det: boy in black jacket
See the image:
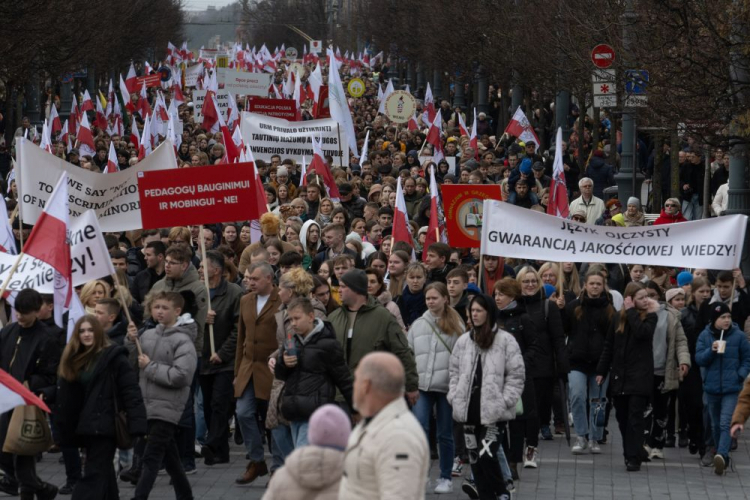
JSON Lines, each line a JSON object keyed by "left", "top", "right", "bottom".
{"left": 275, "top": 297, "right": 353, "bottom": 448}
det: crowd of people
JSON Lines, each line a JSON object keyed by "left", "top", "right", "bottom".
{"left": 0, "top": 52, "right": 746, "bottom": 500}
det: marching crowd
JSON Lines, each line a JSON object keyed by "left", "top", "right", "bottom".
{"left": 0, "top": 54, "right": 746, "bottom": 500}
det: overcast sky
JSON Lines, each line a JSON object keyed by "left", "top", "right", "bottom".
{"left": 183, "top": 0, "right": 237, "bottom": 10}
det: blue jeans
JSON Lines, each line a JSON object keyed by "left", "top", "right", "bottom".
{"left": 290, "top": 421, "right": 309, "bottom": 448}
{"left": 271, "top": 425, "right": 294, "bottom": 472}
{"left": 195, "top": 384, "right": 207, "bottom": 446}
{"left": 705, "top": 392, "right": 739, "bottom": 458}
{"left": 236, "top": 382, "right": 265, "bottom": 462}
{"left": 682, "top": 194, "right": 702, "bottom": 221}
{"left": 413, "top": 391, "right": 454, "bottom": 480}
{"left": 568, "top": 371, "right": 609, "bottom": 441}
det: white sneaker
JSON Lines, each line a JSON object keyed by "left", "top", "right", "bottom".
{"left": 589, "top": 440, "right": 601, "bottom": 454}
{"left": 434, "top": 478, "right": 453, "bottom": 494}
{"left": 523, "top": 446, "right": 538, "bottom": 468}
{"left": 649, "top": 447, "right": 664, "bottom": 459}
{"left": 572, "top": 436, "right": 588, "bottom": 455}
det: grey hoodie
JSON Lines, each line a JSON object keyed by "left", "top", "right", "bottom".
{"left": 137, "top": 314, "right": 198, "bottom": 424}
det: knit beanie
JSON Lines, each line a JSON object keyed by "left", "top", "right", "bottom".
{"left": 341, "top": 269, "right": 369, "bottom": 296}
{"left": 710, "top": 302, "right": 732, "bottom": 326}
{"left": 543, "top": 284, "right": 557, "bottom": 298}
{"left": 519, "top": 158, "right": 532, "bottom": 175}
{"left": 665, "top": 288, "right": 685, "bottom": 304}
{"left": 627, "top": 196, "right": 640, "bottom": 208}
{"left": 676, "top": 271, "right": 693, "bottom": 287}
{"left": 308, "top": 404, "right": 352, "bottom": 451}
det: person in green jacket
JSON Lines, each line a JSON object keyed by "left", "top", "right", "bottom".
{"left": 327, "top": 269, "right": 419, "bottom": 406}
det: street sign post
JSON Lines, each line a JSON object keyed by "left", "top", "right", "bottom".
{"left": 591, "top": 44, "right": 616, "bottom": 69}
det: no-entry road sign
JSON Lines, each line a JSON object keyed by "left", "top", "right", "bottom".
{"left": 591, "top": 44, "right": 616, "bottom": 69}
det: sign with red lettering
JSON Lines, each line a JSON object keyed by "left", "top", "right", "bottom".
{"left": 441, "top": 184, "right": 503, "bottom": 248}
{"left": 316, "top": 85, "right": 330, "bottom": 119}
{"left": 136, "top": 74, "right": 162, "bottom": 89}
{"left": 137, "top": 163, "right": 261, "bottom": 229}
{"left": 247, "top": 97, "right": 298, "bottom": 120}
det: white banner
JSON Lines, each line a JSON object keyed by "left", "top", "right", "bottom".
{"left": 240, "top": 112, "right": 345, "bottom": 166}
{"left": 18, "top": 139, "right": 176, "bottom": 232}
{"left": 0, "top": 211, "right": 114, "bottom": 292}
{"left": 184, "top": 63, "right": 204, "bottom": 88}
{"left": 480, "top": 200, "right": 748, "bottom": 270}
{"left": 217, "top": 69, "right": 271, "bottom": 96}
{"left": 192, "top": 89, "right": 230, "bottom": 122}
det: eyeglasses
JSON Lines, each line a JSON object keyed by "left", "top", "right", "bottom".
{"left": 164, "top": 259, "right": 183, "bottom": 267}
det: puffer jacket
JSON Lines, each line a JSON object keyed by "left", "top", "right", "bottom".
{"left": 696, "top": 323, "right": 750, "bottom": 395}
{"left": 407, "top": 311, "right": 463, "bottom": 393}
{"left": 262, "top": 446, "right": 345, "bottom": 500}
{"left": 130, "top": 315, "right": 198, "bottom": 425}
{"left": 149, "top": 265, "right": 208, "bottom": 353}
{"left": 54, "top": 345, "right": 147, "bottom": 446}
{"left": 497, "top": 303, "right": 537, "bottom": 420}
{"left": 276, "top": 320, "right": 353, "bottom": 422}
{"left": 448, "top": 326, "right": 525, "bottom": 425}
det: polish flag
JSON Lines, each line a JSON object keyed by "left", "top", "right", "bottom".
{"left": 69, "top": 95, "right": 79, "bottom": 134}
{"left": 457, "top": 111, "right": 469, "bottom": 137}
{"left": 245, "top": 147, "right": 269, "bottom": 218}
{"left": 292, "top": 72, "right": 303, "bottom": 120}
{"left": 77, "top": 112, "right": 96, "bottom": 158}
{"left": 138, "top": 114, "right": 152, "bottom": 160}
{"left": 105, "top": 140, "right": 119, "bottom": 174}
{"left": 136, "top": 82, "right": 151, "bottom": 118}
{"left": 129, "top": 116, "right": 140, "bottom": 149}
{"left": 231, "top": 126, "right": 244, "bottom": 152}
{"left": 172, "top": 76, "right": 185, "bottom": 108}
{"left": 504, "top": 106, "right": 540, "bottom": 152}
{"left": 378, "top": 79, "right": 394, "bottom": 115}
{"left": 105, "top": 80, "right": 115, "bottom": 118}
{"left": 407, "top": 112, "right": 419, "bottom": 131}
{"left": 422, "top": 165, "right": 443, "bottom": 261}
{"left": 80, "top": 90, "right": 94, "bottom": 113}
{"left": 308, "top": 136, "right": 341, "bottom": 201}
{"left": 424, "top": 83, "right": 437, "bottom": 123}
{"left": 125, "top": 62, "right": 138, "bottom": 93}
{"left": 61, "top": 120, "right": 69, "bottom": 146}
{"left": 23, "top": 172, "right": 72, "bottom": 327}
{"left": 0, "top": 369, "right": 51, "bottom": 414}
{"left": 299, "top": 156, "right": 307, "bottom": 187}
{"left": 392, "top": 177, "right": 413, "bottom": 246}
{"left": 39, "top": 120, "right": 53, "bottom": 154}
{"left": 93, "top": 96, "right": 108, "bottom": 131}
{"left": 49, "top": 104, "right": 62, "bottom": 137}
{"left": 469, "top": 108, "right": 479, "bottom": 160}
{"left": 216, "top": 108, "right": 239, "bottom": 164}
{"left": 166, "top": 108, "right": 181, "bottom": 160}
{"left": 226, "top": 92, "right": 240, "bottom": 132}
{"left": 120, "top": 74, "right": 135, "bottom": 113}
{"left": 201, "top": 91, "right": 221, "bottom": 133}
{"left": 547, "top": 127, "right": 570, "bottom": 218}
{"left": 425, "top": 110, "right": 445, "bottom": 163}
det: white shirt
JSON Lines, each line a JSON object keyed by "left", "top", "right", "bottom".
{"left": 569, "top": 195, "right": 605, "bottom": 224}
{"left": 256, "top": 294, "right": 270, "bottom": 315}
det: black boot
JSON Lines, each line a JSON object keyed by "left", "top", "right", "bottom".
{"left": 35, "top": 482, "right": 58, "bottom": 500}
{"left": 119, "top": 453, "right": 142, "bottom": 485}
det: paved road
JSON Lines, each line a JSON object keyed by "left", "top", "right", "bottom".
{"left": 30, "top": 423, "right": 750, "bottom": 499}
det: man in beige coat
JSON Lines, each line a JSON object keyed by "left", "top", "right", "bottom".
{"left": 339, "top": 352, "right": 429, "bottom": 499}
{"left": 234, "top": 262, "right": 282, "bottom": 485}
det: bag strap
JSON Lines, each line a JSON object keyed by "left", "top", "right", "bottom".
{"left": 425, "top": 320, "right": 453, "bottom": 354}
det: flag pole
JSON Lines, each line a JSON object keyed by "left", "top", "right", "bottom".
{"left": 0, "top": 253, "right": 25, "bottom": 299}
{"left": 477, "top": 253, "right": 484, "bottom": 292}
{"left": 558, "top": 262, "right": 565, "bottom": 297}
{"left": 199, "top": 225, "right": 216, "bottom": 355}
{"left": 112, "top": 273, "right": 142, "bottom": 356}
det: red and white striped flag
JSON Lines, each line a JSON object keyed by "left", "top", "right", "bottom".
{"left": 469, "top": 108, "right": 479, "bottom": 160}
{"left": 0, "top": 195, "right": 17, "bottom": 255}
{"left": 309, "top": 136, "right": 341, "bottom": 201}
{"left": 105, "top": 140, "right": 119, "bottom": 174}
{"left": 80, "top": 90, "right": 94, "bottom": 113}
{"left": 125, "top": 62, "right": 138, "bottom": 94}
{"left": 0, "top": 369, "right": 51, "bottom": 414}
{"left": 547, "top": 127, "right": 570, "bottom": 218}
{"left": 120, "top": 74, "right": 135, "bottom": 113}
{"left": 425, "top": 110, "right": 444, "bottom": 164}
{"left": 23, "top": 171, "right": 72, "bottom": 327}
{"left": 422, "top": 165, "right": 443, "bottom": 261}
{"left": 49, "top": 104, "right": 62, "bottom": 137}
{"left": 392, "top": 177, "right": 414, "bottom": 247}
{"left": 77, "top": 112, "right": 96, "bottom": 158}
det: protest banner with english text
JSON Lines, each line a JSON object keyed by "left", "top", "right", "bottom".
{"left": 240, "top": 112, "right": 345, "bottom": 166}
{"left": 18, "top": 139, "right": 176, "bottom": 232}
{"left": 480, "top": 200, "right": 748, "bottom": 269}
{"left": 137, "top": 162, "right": 262, "bottom": 229}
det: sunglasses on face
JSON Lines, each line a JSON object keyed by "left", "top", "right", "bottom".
{"left": 572, "top": 216, "right": 586, "bottom": 222}
{"left": 665, "top": 203, "right": 678, "bottom": 208}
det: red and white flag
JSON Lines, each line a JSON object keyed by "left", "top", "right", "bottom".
{"left": 424, "top": 83, "right": 437, "bottom": 123}
{"left": 245, "top": 147, "right": 269, "bottom": 219}
{"left": 172, "top": 75, "right": 185, "bottom": 108}
{"left": 547, "top": 127, "right": 570, "bottom": 218}
{"left": 378, "top": 79, "right": 394, "bottom": 115}
{"left": 201, "top": 91, "right": 221, "bottom": 133}
{"left": 49, "top": 104, "right": 62, "bottom": 137}
{"left": 0, "top": 195, "right": 17, "bottom": 255}
{"left": 308, "top": 136, "right": 341, "bottom": 201}
{"left": 138, "top": 114, "right": 152, "bottom": 160}
{"left": 457, "top": 111, "right": 469, "bottom": 137}
{"left": 392, "top": 177, "right": 413, "bottom": 246}
{"left": 125, "top": 62, "right": 138, "bottom": 94}
{"left": 23, "top": 172, "right": 72, "bottom": 327}
{"left": 93, "top": 95, "right": 108, "bottom": 131}
{"left": 422, "top": 165, "right": 443, "bottom": 261}
{"left": 69, "top": 95, "right": 79, "bottom": 134}
{"left": 120, "top": 74, "right": 135, "bottom": 113}
{"left": 226, "top": 92, "right": 240, "bottom": 132}
{"left": 105, "top": 140, "right": 119, "bottom": 174}
{"left": 504, "top": 106, "right": 540, "bottom": 152}
{"left": 469, "top": 108, "right": 479, "bottom": 160}
{"left": 80, "top": 90, "right": 94, "bottom": 113}
{"left": 129, "top": 116, "right": 140, "bottom": 149}
{"left": 407, "top": 113, "right": 419, "bottom": 131}
{"left": 77, "top": 112, "right": 96, "bottom": 157}
{"left": 299, "top": 155, "right": 307, "bottom": 187}
{"left": 0, "top": 369, "right": 51, "bottom": 414}
{"left": 39, "top": 120, "right": 53, "bottom": 154}
{"left": 425, "top": 110, "right": 445, "bottom": 163}
{"left": 136, "top": 82, "right": 151, "bottom": 118}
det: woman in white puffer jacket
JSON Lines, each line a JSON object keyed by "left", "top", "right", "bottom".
{"left": 407, "top": 282, "right": 465, "bottom": 494}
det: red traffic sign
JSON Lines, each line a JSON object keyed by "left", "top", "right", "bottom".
{"left": 591, "top": 44, "right": 615, "bottom": 69}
